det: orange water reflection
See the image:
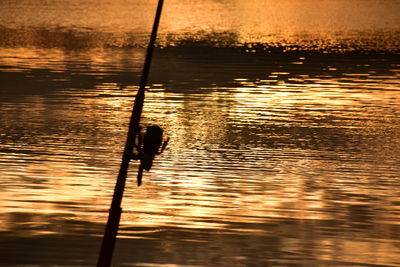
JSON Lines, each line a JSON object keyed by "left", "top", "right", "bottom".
{"left": 1, "top": 0, "right": 400, "bottom": 51}
{"left": 1, "top": 1, "right": 400, "bottom": 263}
{"left": 1, "top": 57, "right": 400, "bottom": 266}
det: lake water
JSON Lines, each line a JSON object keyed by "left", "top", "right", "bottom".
{"left": 1, "top": 0, "right": 400, "bottom": 266}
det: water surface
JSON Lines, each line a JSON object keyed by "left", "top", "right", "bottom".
{"left": 1, "top": 0, "right": 400, "bottom": 266}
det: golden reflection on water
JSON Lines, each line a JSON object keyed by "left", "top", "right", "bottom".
{"left": 4, "top": 67, "right": 399, "bottom": 235}
{"left": 0, "top": 47, "right": 146, "bottom": 74}
{"left": 1, "top": 0, "right": 400, "bottom": 51}
{"left": 1, "top": 59, "right": 400, "bottom": 265}
{"left": 1, "top": 0, "right": 400, "bottom": 264}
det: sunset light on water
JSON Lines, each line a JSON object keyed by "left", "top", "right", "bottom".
{"left": 1, "top": 0, "right": 400, "bottom": 266}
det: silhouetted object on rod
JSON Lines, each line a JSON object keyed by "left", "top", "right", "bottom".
{"left": 132, "top": 125, "right": 169, "bottom": 186}
{"left": 97, "top": 0, "right": 165, "bottom": 266}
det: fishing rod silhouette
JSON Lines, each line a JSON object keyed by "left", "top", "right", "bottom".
{"left": 97, "top": 0, "right": 165, "bottom": 266}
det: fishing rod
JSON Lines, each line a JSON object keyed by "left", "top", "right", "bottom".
{"left": 97, "top": 0, "right": 164, "bottom": 266}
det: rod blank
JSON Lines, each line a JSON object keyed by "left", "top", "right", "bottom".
{"left": 97, "top": 1, "right": 164, "bottom": 266}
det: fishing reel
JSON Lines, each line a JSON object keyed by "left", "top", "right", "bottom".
{"left": 132, "top": 125, "right": 169, "bottom": 186}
